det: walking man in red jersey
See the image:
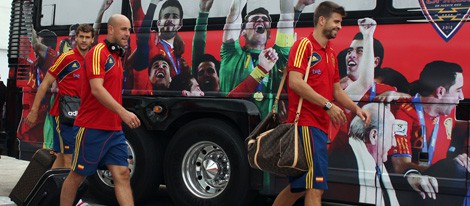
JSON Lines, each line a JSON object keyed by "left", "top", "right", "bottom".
{"left": 25, "top": 24, "right": 94, "bottom": 169}
{"left": 273, "top": 2, "right": 370, "bottom": 205}
{"left": 60, "top": 14, "right": 139, "bottom": 206}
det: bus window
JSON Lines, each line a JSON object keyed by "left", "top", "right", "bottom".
{"left": 392, "top": 0, "right": 420, "bottom": 9}
{"left": 40, "top": 0, "right": 122, "bottom": 26}
{"left": 247, "top": 0, "right": 376, "bottom": 15}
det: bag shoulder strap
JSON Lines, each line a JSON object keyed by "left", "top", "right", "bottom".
{"left": 273, "top": 38, "right": 314, "bottom": 124}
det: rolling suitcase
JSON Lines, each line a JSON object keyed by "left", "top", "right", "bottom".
{"left": 9, "top": 149, "right": 87, "bottom": 206}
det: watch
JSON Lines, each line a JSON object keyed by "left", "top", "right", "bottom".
{"left": 323, "top": 101, "right": 333, "bottom": 110}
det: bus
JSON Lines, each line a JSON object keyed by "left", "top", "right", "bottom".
{"left": 4, "top": 0, "right": 470, "bottom": 205}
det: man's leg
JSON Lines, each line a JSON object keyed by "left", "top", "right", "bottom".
{"left": 52, "top": 153, "right": 65, "bottom": 168}
{"left": 305, "top": 188, "right": 323, "bottom": 206}
{"left": 108, "top": 164, "right": 134, "bottom": 206}
{"left": 63, "top": 153, "right": 73, "bottom": 168}
{"left": 60, "top": 170, "right": 86, "bottom": 206}
{"left": 273, "top": 185, "right": 305, "bottom": 206}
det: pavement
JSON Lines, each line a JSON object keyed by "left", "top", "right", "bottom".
{"left": 0, "top": 155, "right": 29, "bottom": 206}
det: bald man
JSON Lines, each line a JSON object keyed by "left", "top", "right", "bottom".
{"left": 60, "top": 14, "right": 138, "bottom": 206}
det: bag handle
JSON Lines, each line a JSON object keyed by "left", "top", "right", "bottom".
{"left": 272, "top": 38, "right": 314, "bottom": 125}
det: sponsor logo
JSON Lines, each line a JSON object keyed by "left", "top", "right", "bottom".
{"left": 419, "top": 0, "right": 470, "bottom": 42}
{"left": 394, "top": 119, "right": 408, "bottom": 136}
{"left": 67, "top": 111, "right": 78, "bottom": 117}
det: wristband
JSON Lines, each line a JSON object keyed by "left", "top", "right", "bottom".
{"left": 403, "top": 169, "right": 421, "bottom": 178}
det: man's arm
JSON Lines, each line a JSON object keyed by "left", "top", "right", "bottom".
{"left": 344, "top": 18, "right": 376, "bottom": 101}
{"left": 30, "top": 27, "right": 48, "bottom": 60}
{"left": 290, "top": 71, "right": 350, "bottom": 125}
{"left": 24, "top": 73, "right": 55, "bottom": 126}
{"left": 333, "top": 83, "right": 370, "bottom": 126}
{"left": 89, "top": 78, "right": 140, "bottom": 128}
{"left": 277, "top": 0, "right": 295, "bottom": 36}
{"left": 93, "top": 0, "right": 113, "bottom": 46}
{"left": 192, "top": 0, "right": 213, "bottom": 72}
{"left": 223, "top": 0, "right": 246, "bottom": 43}
{"left": 227, "top": 48, "right": 278, "bottom": 97}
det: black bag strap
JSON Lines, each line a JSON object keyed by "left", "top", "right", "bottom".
{"left": 272, "top": 38, "right": 314, "bottom": 125}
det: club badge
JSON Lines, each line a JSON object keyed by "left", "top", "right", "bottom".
{"left": 419, "top": 0, "right": 470, "bottom": 42}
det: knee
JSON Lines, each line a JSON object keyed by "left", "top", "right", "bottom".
{"left": 111, "top": 167, "right": 131, "bottom": 182}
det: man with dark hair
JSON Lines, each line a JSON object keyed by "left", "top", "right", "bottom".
{"left": 273, "top": 2, "right": 370, "bottom": 205}
{"left": 130, "top": 0, "right": 189, "bottom": 94}
{"left": 60, "top": 14, "right": 138, "bottom": 206}
{"left": 169, "top": 74, "right": 204, "bottom": 97}
{"left": 192, "top": 0, "right": 220, "bottom": 93}
{"left": 220, "top": 0, "right": 314, "bottom": 118}
{"left": 148, "top": 54, "right": 172, "bottom": 91}
{"left": 195, "top": 54, "right": 220, "bottom": 92}
{"left": 25, "top": 24, "right": 94, "bottom": 169}
{"left": 389, "top": 60, "right": 466, "bottom": 203}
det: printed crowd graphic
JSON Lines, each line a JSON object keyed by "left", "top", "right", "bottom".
{"left": 15, "top": 0, "right": 470, "bottom": 205}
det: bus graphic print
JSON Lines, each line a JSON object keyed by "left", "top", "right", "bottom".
{"left": 419, "top": 0, "right": 470, "bottom": 42}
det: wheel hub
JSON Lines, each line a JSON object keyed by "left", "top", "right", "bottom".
{"left": 182, "top": 141, "right": 231, "bottom": 199}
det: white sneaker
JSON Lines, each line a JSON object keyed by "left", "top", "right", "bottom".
{"left": 76, "top": 199, "right": 91, "bottom": 206}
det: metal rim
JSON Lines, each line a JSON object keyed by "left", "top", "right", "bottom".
{"left": 96, "top": 140, "right": 136, "bottom": 187}
{"left": 182, "top": 141, "right": 231, "bottom": 199}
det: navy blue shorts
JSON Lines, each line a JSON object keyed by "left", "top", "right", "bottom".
{"left": 52, "top": 116, "right": 77, "bottom": 154}
{"left": 288, "top": 126, "right": 328, "bottom": 192}
{"left": 71, "top": 127, "right": 128, "bottom": 176}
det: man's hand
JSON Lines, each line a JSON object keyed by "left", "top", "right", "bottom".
{"left": 24, "top": 110, "right": 39, "bottom": 127}
{"left": 101, "top": 0, "right": 113, "bottom": 11}
{"left": 355, "top": 108, "right": 370, "bottom": 127}
{"left": 121, "top": 110, "right": 141, "bottom": 129}
{"left": 358, "top": 18, "right": 376, "bottom": 38}
{"left": 200, "top": 0, "right": 214, "bottom": 13}
{"left": 327, "top": 104, "right": 347, "bottom": 125}
{"left": 258, "top": 48, "right": 279, "bottom": 72}
{"left": 406, "top": 173, "right": 438, "bottom": 200}
{"left": 454, "top": 153, "right": 470, "bottom": 173}
{"left": 374, "top": 91, "right": 411, "bottom": 102}
{"left": 294, "top": 0, "right": 315, "bottom": 11}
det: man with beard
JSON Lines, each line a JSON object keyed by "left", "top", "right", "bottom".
{"left": 195, "top": 54, "right": 220, "bottom": 93}
{"left": 25, "top": 24, "right": 94, "bottom": 169}
{"left": 149, "top": 55, "right": 172, "bottom": 92}
{"left": 220, "top": 0, "right": 314, "bottom": 118}
{"left": 130, "top": 0, "right": 189, "bottom": 94}
{"left": 273, "top": 2, "right": 370, "bottom": 205}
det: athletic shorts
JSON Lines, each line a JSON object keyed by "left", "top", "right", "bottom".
{"left": 52, "top": 116, "right": 77, "bottom": 154}
{"left": 288, "top": 126, "right": 328, "bottom": 192}
{"left": 71, "top": 127, "right": 128, "bottom": 176}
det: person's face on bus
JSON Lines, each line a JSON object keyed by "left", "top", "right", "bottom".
{"left": 438, "top": 73, "right": 464, "bottom": 115}
{"left": 321, "top": 13, "right": 342, "bottom": 40}
{"left": 75, "top": 31, "right": 94, "bottom": 53}
{"left": 346, "top": 39, "right": 363, "bottom": 81}
{"left": 197, "top": 61, "right": 219, "bottom": 91}
{"left": 242, "top": 13, "right": 271, "bottom": 46}
{"left": 109, "top": 16, "right": 131, "bottom": 48}
{"left": 150, "top": 59, "right": 172, "bottom": 89}
{"left": 182, "top": 78, "right": 204, "bottom": 97}
{"left": 158, "top": 6, "right": 183, "bottom": 40}
{"left": 379, "top": 110, "right": 396, "bottom": 164}
{"left": 69, "top": 29, "right": 77, "bottom": 48}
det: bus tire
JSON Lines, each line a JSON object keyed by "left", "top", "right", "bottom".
{"left": 164, "top": 118, "right": 253, "bottom": 206}
{"left": 88, "top": 125, "right": 162, "bottom": 205}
